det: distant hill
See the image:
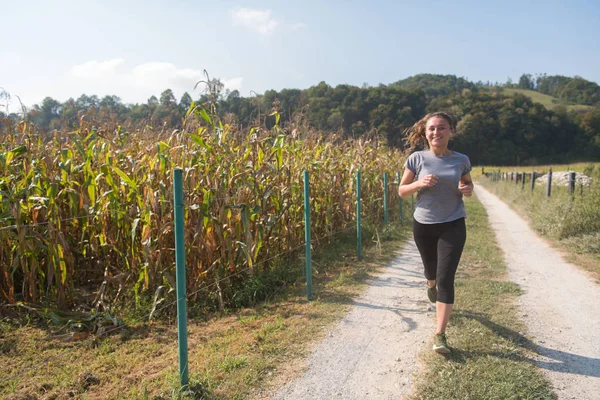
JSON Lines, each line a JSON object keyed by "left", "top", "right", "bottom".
{"left": 536, "top": 75, "right": 600, "bottom": 106}
{"left": 394, "top": 73, "right": 599, "bottom": 110}
{"left": 392, "top": 74, "right": 478, "bottom": 98}
{"left": 511, "top": 74, "right": 600, "bottom": 107}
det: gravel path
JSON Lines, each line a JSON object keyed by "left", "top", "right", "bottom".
{"left": 272, "top": 241, "right": 434, "bottom": 400}
{"left": 474, "top": 185, "right": 600, "bottom": 400}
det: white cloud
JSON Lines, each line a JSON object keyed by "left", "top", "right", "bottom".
{"left": 67, "top": 59, "right": 242, "bottom": 103}
{"left": 131, "top": 62, "right": 203, "bottom": 90}
{"left": 231, "top": 8, "right": 279, "bottom": 35}
{"left": 291, "top": 22, "right": 307, "bottom": 31}
{"left": 223, "top": 77, "right": 243, "bottom": 92}
{"left": 71, "top": 58, "right": 125, "bottom": 79}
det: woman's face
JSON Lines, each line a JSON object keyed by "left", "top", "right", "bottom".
{"left": 425, "top": 116, "right": 453, "bottom": 149}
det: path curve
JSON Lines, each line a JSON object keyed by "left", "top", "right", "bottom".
{"left": 475, "top": 185, "right": 600, "bottom": 399}
{"left": 271, "top": 241, "right": 433, "bottom": 400}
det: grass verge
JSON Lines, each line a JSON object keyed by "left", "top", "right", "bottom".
{"left": 1, "top": 223, "right": 409, "bottom": 400}
{"left": 409, "top": 193, "right": 555, "bottom": 400}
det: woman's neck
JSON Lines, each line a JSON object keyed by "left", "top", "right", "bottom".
{"left": 429, "top": 146, "right": 451, "bottom": 157}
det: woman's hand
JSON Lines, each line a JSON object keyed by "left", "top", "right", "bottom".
{"left": 459, "top": 182, "right": 473, "bottom": 197}
{"left": 419, "top": 174, "right": 438, "bottom": 189}
{"left": 459, "top": 173, "right": 473, "bottom": 197}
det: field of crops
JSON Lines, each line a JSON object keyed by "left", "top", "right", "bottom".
{"left": 0, "top": 109, "right": 406, "bottom": 313}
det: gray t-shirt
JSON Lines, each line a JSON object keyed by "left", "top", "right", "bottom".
{"left": 405, "top": 150, "right": 472, "bottom": 224}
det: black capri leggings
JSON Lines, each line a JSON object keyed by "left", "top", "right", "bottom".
{"left": 413, "top": 218, "right": 466, "bottom": 304}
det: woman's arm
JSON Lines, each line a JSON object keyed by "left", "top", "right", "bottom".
{"left": 459, "top": 173, "right": 473, "bottom": 197}
{"left": 398, "top": 168, "right": 438, "bottom": 199}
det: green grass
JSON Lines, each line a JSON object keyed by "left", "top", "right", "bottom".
{"left": 409, "top": 193, "right": 555, "bottom": 400}
{"left": 501, "top": 88, "right": 592, "bottom": 112}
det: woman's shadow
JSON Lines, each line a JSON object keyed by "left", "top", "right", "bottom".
{"left": 450, "top": 310, "right": 600, "bottom": 378}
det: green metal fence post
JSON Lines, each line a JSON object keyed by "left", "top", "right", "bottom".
{"left": 383, "top": 172, "right": 389, "bottom": 230}
{"left": 173, "top": 168, "right": 189, "bottom": 387}
{"left": 397, "top": 172, "right": 403, "bottom": 224}
{"left": 356, "top": 170, "right": 362, "bottom": 261}
{"left": 303, "top": 171, "right": 312, "bottom": 300}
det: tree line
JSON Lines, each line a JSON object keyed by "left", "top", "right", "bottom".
{"left": 1, "top": 74, "right": 599, "bottom": 165}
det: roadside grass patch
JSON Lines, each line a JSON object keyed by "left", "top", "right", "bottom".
{"left": 218, "top": 356, "right": 249, "bottom": 373}
{"left": 410, "top": 193, "right": 555, "bottom": 400}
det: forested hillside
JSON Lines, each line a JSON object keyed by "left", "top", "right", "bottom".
{"left": 515, "top": 73, "right": 600, "bottom": 105}
{"left": 392, "top": 73, "right": 479, "bottom": 98}
{"left": 2, "top": 73, "right": 600, "bottom": 165}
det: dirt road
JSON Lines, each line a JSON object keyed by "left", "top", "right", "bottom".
{"left": 474, "top": 185, "right": 600, "bottom": 400}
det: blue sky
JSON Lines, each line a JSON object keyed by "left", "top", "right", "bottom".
{"left": 2, "top": 0, "right": 599, "bottom": 109}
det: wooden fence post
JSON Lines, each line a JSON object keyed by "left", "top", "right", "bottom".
{"left": 546, "top": 169, "right": 552, "bottom": 197}
{"left": 569, "top": 172, "right": 576, "bottom": 198}
{"left": 568, "top": 172, "right": 576, "bottom": 211}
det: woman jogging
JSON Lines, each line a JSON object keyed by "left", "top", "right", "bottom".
{"left": 398, "top": 111, "right": 473, "bottom": 354}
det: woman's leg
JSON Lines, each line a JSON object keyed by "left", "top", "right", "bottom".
{"left": 435, "top": 218, "right": 466, "bottom": 334}
{"left": 413, "top": 220, "right": 439, "bottom": 283}
{"left": 436, "top": 303, "right": 453, "bottom": 334}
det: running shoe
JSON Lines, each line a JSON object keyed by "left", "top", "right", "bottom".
{"left": 433, "top": 333, "right": 451, "bottom": 354}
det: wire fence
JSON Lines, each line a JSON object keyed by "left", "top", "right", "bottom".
{"left": 0, "top": 208, "right": 130, "bottom": 232}
{"left": 1, "top": 169, "right": 412, "bottom": 314}
{"left": 483, "top": 168, "right": 596, "bottom": 209}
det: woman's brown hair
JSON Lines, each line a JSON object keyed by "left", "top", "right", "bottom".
{"left": 403, "top": 111, "right": 455, "bottom": 152}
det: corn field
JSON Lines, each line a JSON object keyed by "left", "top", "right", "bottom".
{"left": 0, "top": 106, "right": 406, "bottom": 311}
